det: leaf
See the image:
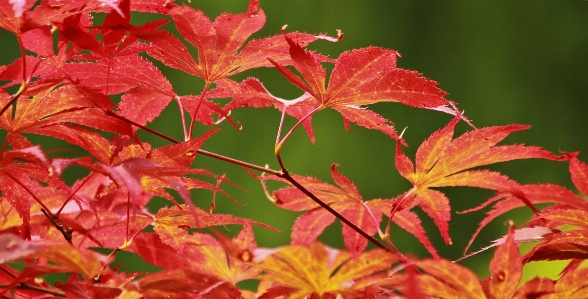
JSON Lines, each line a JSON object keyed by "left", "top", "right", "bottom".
{"left": 394, "top": 116, "right": 563, "bottom": 246}
{"left": 0, "top": 84, "right": 132, "bottom": 149}
{"left": 123, "top": 269, "right": 243, "bottom": 299}
{"left": 569, "top": 153, "right": 588, "bottom": 197}
{"left": 457, "top": 227, "right": 557, "bottom": 263}
{"left": 0, "top": 0, "right": 37, "bottom": 34}
{"left": 181, "top": 227, "right": 261, "bottom": 284}
{"left": 486, "top": 226, "right": 522, "bottom": 299}
{"left": 132, "top": 225, "right": 260, "bottom": 288}
{"left": 523, "top": 229, "right": 588, "bottom": 262}
{"left": 269, "top": 164, "right": 391, "bottom": 257}
{"left": 257, "top": 242, "right": 399, "bottom": 298}
{"left": 463, "top": 184, "right": 588, "bottom": 254}
{"left": 0, "top": 146, "right": 61, "bottom": 231}
{"left": 148, "top": 128, "right": 221, "bottom": 168}
{"left": 146, "top": 1, "right": 334, "bottom": 83}
{"left": 269, "top": 34, "right": 455, "bottom": 140}
{"left": 416, "top": 258, "right": 485, "bottom": 299}
{"left": 0, "top": 234, "right": 41, "bottom": 263}
{"left": 512, "top": 277, "right": 555, "bottom": 299}
{"left": 128, "top": 232, "right": 187, "bottom": 271}
{"left": 548, "top": 261, "right": 588, "bottom": 298}
{"left": 34, "top": 244, "right": 110, "bottom": 280}
{"left": 538, "top": 207, "right": 588, "bottom": 230}
{"left": 153, "top": 204, "right": 276, "bottom": 251}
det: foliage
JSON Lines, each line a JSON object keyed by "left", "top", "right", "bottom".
{"left": 0, "top": 0, "right": 586, "bottom": 298}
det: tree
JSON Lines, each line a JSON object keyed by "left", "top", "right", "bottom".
{"left": 0, "top": 0, "right": 586, "bottom": 298}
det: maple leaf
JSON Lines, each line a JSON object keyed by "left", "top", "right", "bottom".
{"left": 416, "top": 258, "right": 485, "bottom": 299}
{"left": 521, "top": 204, "right": 588, "bottom": 262}
{"left": 393, "top": 116, "right": 563, "bottom": 248}
{"left": 123, "top": 269, "right": 243, "bottom": 299}
{"left": 268, "top": 31, "right": 458, "bottom": 141}
{"left": 512, "top": 277, "right": 555, "bottom": 299}
{"left": 463, "top": 153, "right": 588, "bottom": 254}
{"left": 416, "top": 229, "right": 524, "bottom": 299}
{"left": 482, "top": 226, "right": 523, "bottom": 299}
{"left": 0, "top": 234, "right": 110, "bottom": 286}
{"left": 266, "top": 164, "right": 396, "bottom": 257}
{"left": 137, "top": 0, "right": 337, "bottom": 136}
{"left": 0, "top": 84, "right": 132, "bottom": 149}
{"left": 257, "top": 241, "right": 400, "bottom": 298}
{"left": 0, "top": 146, "right": 69, "bottom": 234}
{"left": 180, "top": 226, "right": 260, "bottom": 284}
{"left": 153, "top": 205, "right": 275, "bottom": 251}
{"left": 415, "top": 228, "right": 523, "bottom": 299}
{"left": 34, "top": 243, "right": 110, "bottom": 281}
{"left": 541, "top": 261, "right": 588, "bottom": 298}
{"left": 145, "top": 0, "right": 335, "bottom": 84}
{"left": 43, "top": 6, "right": 208, "bottom": 130}
{"left": 60, "top": 131, "right": 227, "bottom": 205}
{"left": 0, "top": 234, "right": 41, "bottom": 262}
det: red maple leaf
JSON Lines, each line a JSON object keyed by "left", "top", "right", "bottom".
{"left": 416, "top": 226, "right": 523, "bottom": 299}
{"left": 0, "top": 146, "right": 70, "bottom": 236}
{"left": 0, "top": 84, "right": 132, "bottom": 150}
{"left": 463, "top": 153, "right": 588, "bottom": 254}
{"left": 393, "top": 116, "right": 563, "bottom": 250}
{"left": 521, "top": 173, "right": 588, "bottom": 262}
{"left": 268, "top": 30, "right": 455, "bottom": 141}
{"left": 265, "top": 164, "right": 403, "bottom": 258}
{"left": 145, "top": 1, "right": 335, "bottom": 84}
{"left": 131, "top": 224, "right": 261, "bottom": 287}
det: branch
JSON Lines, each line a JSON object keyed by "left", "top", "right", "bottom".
{"left": 280, "top": 172, "right": 393, "bottom": 252}
{"left": 106, "top": 110, "right": 283, "bottom": 176}
{"left": 0, "top": 283, "right": 65, "bottom": 298}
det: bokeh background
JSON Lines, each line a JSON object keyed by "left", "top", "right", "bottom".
{"left": 1, "top": 0, "right": 587, "bottom": 285}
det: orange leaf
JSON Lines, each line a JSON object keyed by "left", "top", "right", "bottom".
{"left": 523, "top": 229, "right": 588, "bottom": 262}
{"left": 550, "top": 261, "right": 588, "bottom": 298}
{"left": 153, "top": 204, "right": 275, "bottom": 250}
{"left": 35, "top": 244, "right": 109, "bottom": 280}
{"left": 487, "top": 227, "right": 522, "bottom": 299}
{"left": 182, "top": 228, "right": 261, "bottom": 284}
{"left": 1, "top": 85, "right": 131, "bottom": 149}
{"left": 124, "top": 269, "right": 242, "bottom": 299}
{"left": 257, "top": 242, "right": 399, "bottom": 298}
{"left": 416, "top": 258, "right": 485, "bottom": 299}
{"left": 512, "top": 277, "right": 555, "bottom": 299}
{"left": 463, "top": 183, "right": 588, "bottom": 254}
{"left": 395, "top": 116, "right": 562, "bottom": 245}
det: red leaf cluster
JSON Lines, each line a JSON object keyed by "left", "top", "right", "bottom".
{"left": 0, "top": 0, "right": 586, "bottom": 298}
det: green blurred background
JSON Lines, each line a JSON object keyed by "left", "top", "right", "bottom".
{"left": 1, "top": 0, "right": 587, "bottom": 284}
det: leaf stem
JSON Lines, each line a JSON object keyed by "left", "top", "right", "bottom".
{"left": 275, "top": 106, "right": 322, "bottom": 153}
{"left": 174, "top": 96, "right": 190, "bottom": 142}
{"left": 274, "top": 106, "right": 322, "bottom": 170}
{"left": 188, "top": 81, "right": 212, "bottom": 140}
